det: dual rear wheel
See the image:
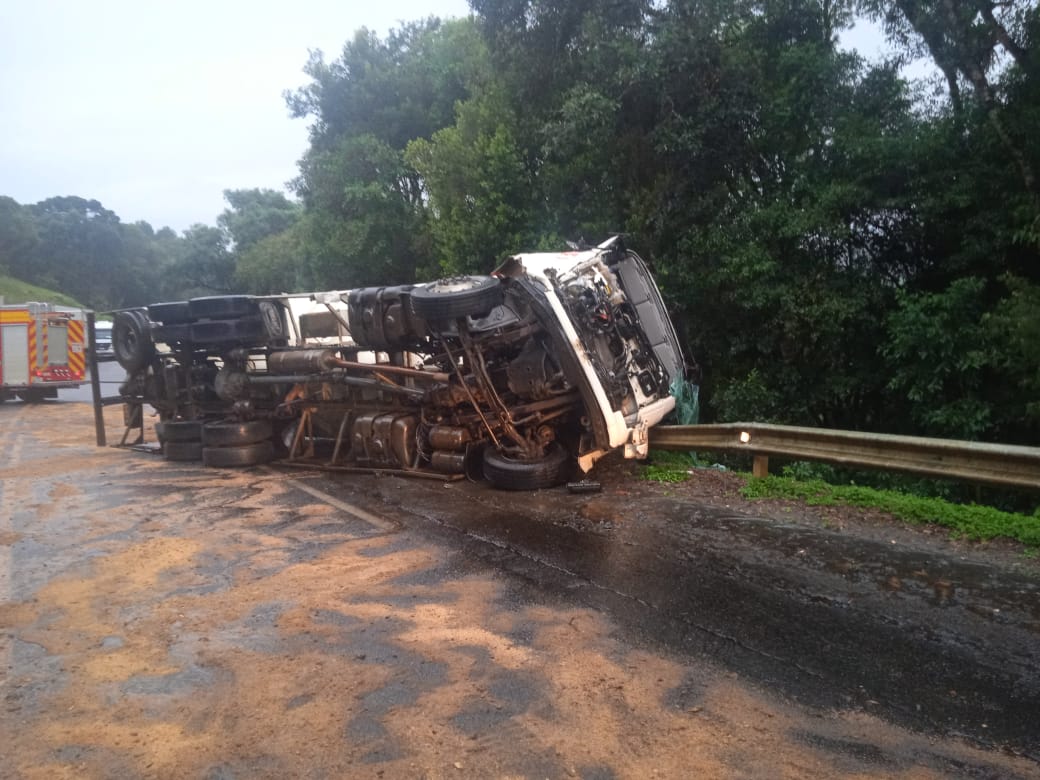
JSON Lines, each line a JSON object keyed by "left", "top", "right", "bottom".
{"left": 159, "top": 419, "right": 273, "bottom": 467}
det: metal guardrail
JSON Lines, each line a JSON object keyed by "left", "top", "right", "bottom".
{"left": 649, "top": 423, "right": 1040, "bottom": 489}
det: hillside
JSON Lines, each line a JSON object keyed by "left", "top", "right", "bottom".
{"left": 0, "top": 274, "right": 84, "bottom": 308}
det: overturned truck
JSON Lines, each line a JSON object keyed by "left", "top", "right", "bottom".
{"left": 111, "top": 237, "right": 687, "bottom": 490}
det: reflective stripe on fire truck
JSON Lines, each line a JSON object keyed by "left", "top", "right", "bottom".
{"left": 28, "top": 319, "right": 37, "bottom": 374}
{"left": 67, "top": 319, "right": 85, "bottom": 376}
{"left": 40, "top": 318, "right": 49, "bottom": 370}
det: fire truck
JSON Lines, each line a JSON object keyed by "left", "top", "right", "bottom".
{"left": 0, "top": 302, "right": 88, "bottom": 402}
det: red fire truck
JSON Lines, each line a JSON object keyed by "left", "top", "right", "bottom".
{"left": 0, "top": 302, "right": 88, "bottom": 402}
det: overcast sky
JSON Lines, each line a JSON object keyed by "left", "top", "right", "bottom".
{"left": 0, "top": 0, "right": 471, "bottom": 232}
{"left": 1, "top": 2, "right": 896, "bottom": 234}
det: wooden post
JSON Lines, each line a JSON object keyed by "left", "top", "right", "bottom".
{"left": 752, "top": 454, "right": 769, "bottom": 478}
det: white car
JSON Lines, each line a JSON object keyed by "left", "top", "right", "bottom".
{"left": 93, "top": 322, "right": 114, "bottom": 357}
{"left": 112, "top": 237, "right": 687, "bottom": 489}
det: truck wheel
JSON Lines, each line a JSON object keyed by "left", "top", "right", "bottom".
{"left": 202, "top": 420, "right": 273, "bottom": 447}
{"left": 188, "top": 295, "right": 259, "bottom": 320}
{"left": 482, "top": 442, "right": 571, "bottom": 491}
{"left": 147, "top": 301, "right": 193, "bottom": 324}
{"left": 411, "top": 276, "right": 503, "bottom": 321}
{"left": 163, "top": 441, "right": 204, "bottom": 461}
{"left": 202, "top": 440, "right": 275, "bottom": 468}
{"left": 16, "top": 389, "right": 48, "bottom": 403}
{"left": 112, "top": 310, "right": 155, "bottom": 371}
{"left": 159, "top": 420, "right": 204, "bottom": 442}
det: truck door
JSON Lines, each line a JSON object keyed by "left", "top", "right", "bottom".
{"left": 1, "top": 324, "right": 30, "bottom": 385}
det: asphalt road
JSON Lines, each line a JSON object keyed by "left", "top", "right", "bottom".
{"left": 1, "top": 401, "right": 1038, "bottom": 778}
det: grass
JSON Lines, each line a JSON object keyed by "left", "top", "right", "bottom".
{"left": 639, "top": 449, "right": 1040, "bottom": 547}
{"left": 0, "top": 274, "right": 83, "bottom": 308}
{"left": 641, "top": 451, "right": 699, "bottom": 483}
{"left": 742, "top": 475, "right": 1040, "bottom": 547}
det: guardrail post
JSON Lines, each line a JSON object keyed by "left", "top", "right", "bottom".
{"left": 753, "top": 454, "right": 769, "bottom": 478}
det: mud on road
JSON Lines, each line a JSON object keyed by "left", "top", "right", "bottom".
{"left": 1, "top": 401, "right": 1038, "bottom": 779}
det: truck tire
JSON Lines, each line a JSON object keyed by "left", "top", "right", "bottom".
{"left": 202, "top": 420, "right": 273, "bottom": 447}
{"left": 16, "top": 389, "right": 49, "bottom": 403}
{"left": 163, "top": 440, "right": 204, "bottom": 461}
{"left": 202, "top": 440, "right": 275, "bottom": 468}
{"left": 112, "top": 310, "right": 155, "bottom": 371}
{"left": 158, "top": 420, "right": 204, "bottom": 442}
{"left": 482, "top": 442, "right": 571, "bottom": 491}
{"left": 147, "top": 301, "right": 193, "bottom": 324}
{"left": 411, "top": 276, "right": 503, "bottom": 321}
{"left": 188, "top": 295, "right": 259, "bottom": 320}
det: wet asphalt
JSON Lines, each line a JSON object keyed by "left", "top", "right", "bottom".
{"left": 320, "top": 470, "right": 1040, "bottom": 760}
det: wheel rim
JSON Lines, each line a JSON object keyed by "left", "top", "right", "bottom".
{"left": 428, "top": 277, "right": 483, "bottom": 294}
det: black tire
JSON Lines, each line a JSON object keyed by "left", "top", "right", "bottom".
{"left": 188, "top": 295, "right": 259, "bottom": 320}
{"left": 147, "top": 301, "right": 193, "bottom": 324}
{"left": 16, "top": 389, "right": 48, "bottom": 403}
{"left": 164, "top": 440, "right": 204, "bottom": 461}
{"left": 411, "top": 276, "right": 503, "bottom": 320}
{"left": 159, "top": 420, "right": 204, "bottom": 442}
{"left": 482, "top": 442, "right": 571, "bottom": 491}
{"left": 258, "top": 301, "right": 287, "bottom": 340}
{"left": 202, "top": 440, "right": 275, "bottom": 468}
{"left": 202, "top": 420, "right": 273, "bottom": 447}
{"left": 112, "top": 310, "right": 155, "bottom": 371}
{"left": 190, "top": 316, "right": 267, "bottom": 345}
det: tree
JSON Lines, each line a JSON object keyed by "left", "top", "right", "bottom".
{"left": 296, "top": 134, "right": 429, "bottom": 287}
{"left": 218, "top": 188, "right": 302, "bottom": 254}
{"left": 858, "top": 0, "right": 1039, "bottom": 200}
{"left": 287, "top": 18, "right": 485, "bottom": 284}
{"left": 234, "top": 220, "right": 310, "bottom": 294}
{"left": 0, "top": 196, "right": 40, "bottom": 278}
{"left": 170, "top": 225, "right": 235, "bottom": 295}
{"left": 882, "top": 277, "right": 996, "bottom": 439}
{"left": 26, "top": 196, "right": 126, "bottom": 308}
{"left": 407, "top": 93, "right": 535, "bottom": 274}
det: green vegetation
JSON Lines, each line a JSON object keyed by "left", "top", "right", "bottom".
{"left": 0, "top": 273, "right": 82, "bottom": 307}
{"left": 640, "top": 450, "right": 1040, "bottom": 546}
{"left": 641, "top": 451, "right": 699, "bottom": 483}
{"left": 742, "top": 476, "right": 1040, "bottom": 547}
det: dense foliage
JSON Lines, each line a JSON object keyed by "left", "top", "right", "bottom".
{"left": 2, "top": 0, "right": 1038, "bottom": 451}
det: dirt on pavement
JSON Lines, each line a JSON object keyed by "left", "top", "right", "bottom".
{"left": 1, "top": 401, "right": 1037, "bottom": 779}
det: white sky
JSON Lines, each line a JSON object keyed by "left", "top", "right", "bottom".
{"left": 1, "top": 3, "right": 908, "bottom": 234}
{"left": 0, "top": 0, "right": 471, "bottom": 232}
